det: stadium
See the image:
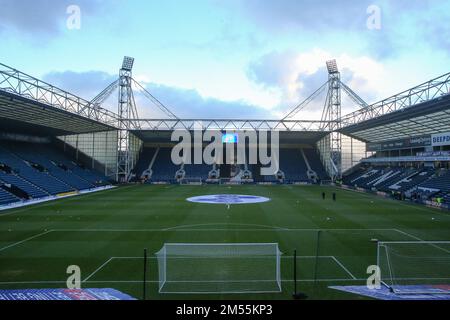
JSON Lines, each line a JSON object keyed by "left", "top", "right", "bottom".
{"left": 1, "top": 1, "right": 450, "bottom": 304}
{"left": 0, "top": 56, "right": 449, "bottom": 301}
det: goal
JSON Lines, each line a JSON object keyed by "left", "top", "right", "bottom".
{"left": 377, "top": 241, "right": 450, "bottom": 294}
{"left": 156, "top": 243, "right": 282, "bottom": 294}
{"left": 219, "top": 178, "right": 240, "bottom": 185}
{"left": 179, "top": 177, "right": 203, "bottom": 185}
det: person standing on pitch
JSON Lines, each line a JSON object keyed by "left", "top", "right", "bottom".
{"left": 322, "top": 192, "right": 326, "bottom": 200}
{"left": 333, "top": 192, "right": 336, "bottom": 202}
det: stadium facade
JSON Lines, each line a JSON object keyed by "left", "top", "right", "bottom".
{"left": 0, "top": 58, "right": 449, "bottom": 209}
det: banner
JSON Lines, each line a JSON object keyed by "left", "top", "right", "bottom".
{"left": 431, "top": 132, "right": 450, "bottom": 147}
{"left": 0, "top": 288, "right": 136, "bottom": 300}
{"left": 367, "top": 135, "right": 431, "bottom": 151}
{"left": 417, "top": 151, "right": 450, "bottom": 157}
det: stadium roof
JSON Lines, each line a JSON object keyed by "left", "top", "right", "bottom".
{"left": 0, "top": 90, "right": 116, "bottom": 136}
{"left": 339, "top": 93, "right": 450, "bottom": 143}
{"left": 0, "top": 62, "right": 118, "bottom": 136}
{"left": 131, "top": 130, "right": 329, "bottom": 144}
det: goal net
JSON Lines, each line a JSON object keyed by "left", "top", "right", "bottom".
{"left": 219, "top": 178, "right": 240, "bottom": 185}
{"left": 377, "top": 241, "right": 450, "bottom": 295}
{"left": 179, "top": 177, "right": 203, "bottom": 185}
{"left": 156, "top": 243, "right": 282, "bottom": 294}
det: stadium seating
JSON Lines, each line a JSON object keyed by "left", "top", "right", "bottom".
{"left": 0, "top": 186, "right": 21, "bottom": 205}
{"left": 132, "top": 146, "right": 327, "bottom": 184}
{"left": 0, "top": 171, "right": 49, "bottom": 198}
{"left": 279, "top": 148, "right": 308, "bottom": 182}
{"left": 0, "top": 140, "right": 111, "bottom": 206}
{"left": 343, "top": 165, "right": 450, "bottom": 204}
{"left": 303, "top": 148, "right": 329, "bottom": 179}
{"left": 388, "top": 168, "right": 435, "bottom": 192}
{"left": 179, "top": 148, "right": 211, "bottom": 181}
{"left": 418, "top": 170, "right": 450, "bottom": 192}
{"left": 7, "top": 143, "right": 94, "bottom": 190}
{"left": 35, "top": 145, "right": 110, "bottom": 186}
{"left": 374, "top": 167, "right": 416, "bottom": 192}
{"left": 151, "top": 148, "right": 180, "bottom": 182}
{"left": 261, "top": 174, "right": 279, "bottom": 183}
{"left": 344, "top": 167, "right": 385, "bottom": 188}
{"left": 439, "top": 192, "right": 450, "bottom": 203}
{"left": 134, "top": 148, "right": 157, "bottom": 179}
{"left": 183, "top": 162, "right": 212, "bottom": 181}
{"left": 0, "top": 144, "right": 71, "bottom": 195}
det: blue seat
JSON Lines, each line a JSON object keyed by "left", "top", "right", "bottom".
{"left": 0, "top": 187, "right": 21, "bottom": 205}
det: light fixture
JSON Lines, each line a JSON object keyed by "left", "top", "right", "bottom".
{"left": 326, "top": 59, "right": 338, "bottom": 74}
{"left": 121, "top": 56, "right": 135, "bottom": 71}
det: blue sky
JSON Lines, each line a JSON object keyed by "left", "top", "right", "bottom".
{"left": 1, "top": 0, "right": 449, "bottom": 119}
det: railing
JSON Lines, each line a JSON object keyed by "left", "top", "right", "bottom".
{"left": 341, "top": 72, "right": 450, "bottom": 127}
{"left": 0, "top": 63, "right": 119, "bottom": 127}
{"left": 125, "top": 119, "right": 336, "bottom": 131}
{"left": 362, "top": 155, "right": 450, "bottom": 163}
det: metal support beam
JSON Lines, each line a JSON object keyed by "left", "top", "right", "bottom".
{"left": 116, "top": 57, "right": 138, "bottom": 182}
{"left": 341, "top": 71, "right": 450, "bottom": 127}
{"left": 324, "top": 60, "right": 342, "bottom": 180}
{"left": 0, "top": 62, "right": 118, "bottom": 126}
{"left": 124, "top": 119, "right": 333, "bottom": 131}
{"left": 282, "top": 81, "right": 329, "bottom": 120}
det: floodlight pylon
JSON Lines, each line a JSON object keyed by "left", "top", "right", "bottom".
{"left": 117, "top": 56, "right": 139, "bottom": 182}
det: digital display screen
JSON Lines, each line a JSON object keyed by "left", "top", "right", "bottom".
{"left": 222, "top": 133, "right": 238, "bottom": 144}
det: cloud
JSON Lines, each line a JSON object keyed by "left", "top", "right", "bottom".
{"left": 226, "top": 0, "right": 373, "bottom": 32}
{"left": 218, "top": 0, "right": 448, "bottom": 58}
{"left": 43, "top": 70, "right": 116, "bottom": 99}
{"left": 247, "top": 49, "right": 385, "bottom": 118}
{"left": 42, "top": 70, "right": 272, "bottom": 119}
{"left": 135, "top": 82, "right": 271, "bottom": 119}
{"left": 0, "top": 0, "right": 105, "bottom": 35}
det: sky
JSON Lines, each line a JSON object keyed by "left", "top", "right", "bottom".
{"left": 1, "top": 0, "right": 449, "bottom": 120}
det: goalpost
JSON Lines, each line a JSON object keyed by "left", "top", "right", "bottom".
{"left": 377, "top": 241, "right": 450, "bottom": 295}
{"left": 219, "top": 178, "right": 240, "bottom": 185}
{"left": 156, "top": 243, "right": 282, "bottom": 294}
{"left": 179, "top": 177, "right": 203, "bottom": 185}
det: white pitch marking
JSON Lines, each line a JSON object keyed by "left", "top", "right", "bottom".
{"left": 330, "top": 256, "right": 357, "bottom": 280}
{"left": 82, "top": 257, "right": 114, "bottom": 282}
{"left": 2, "top": 277, "right": 450, "bottom": 286}
{"left": 393, "top": 229, "right": 450, "bottom": 254}
{"left": 0, "top": 229, "right": 53, "bottom": 253}
{"left": 50, "top": 227, "right": 399, "bottom": 232}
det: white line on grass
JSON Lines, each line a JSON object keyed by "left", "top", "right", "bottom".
{"left": 0, "top": 230, "right": 53, "bottom": 253}
{"left": 0, "top": 186, "right": 122, "bottom": 217}
{"left": 83, "top": 257, "right": 114, "bottom": 282}
{"left": 112, "top": 255, "right": 337, "bottom": 260}
{"left": 339, "top": 187, "right": 450, "bottom": 217}
{"left": 0, "top": 279, "right": 364, "bottom": 285}
{"left": 163, "top": 223, "right": 286, "bottom": 231}
{"left": 330, "top": 256, "right": 357, "bottom": 280}
{"left": 393, "top": 229, "right": 450, "bottom": 254}
{"left": 3, "top": 277, "right": 449, "bottom": 286}
{"left": 50, "top": 227, "right": 399, "bottom": 232}
{"left": 83, "top": 256, "right": 355, "bottom": 284}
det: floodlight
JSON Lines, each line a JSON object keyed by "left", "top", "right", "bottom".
{"left": 122, "top": 56, "right": 135, "bottom": 71}
{"left": 326, "top": 59, "right": 338, "bottom": 74}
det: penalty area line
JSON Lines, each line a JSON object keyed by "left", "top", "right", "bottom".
{"left": 330, "top": 256, "right": 357, "bottom": 280}
{"left": 2, "top": 277, "right": 450, "bottom": 285}
{"left": 0, "top": 229, "right": 53, "bottom": 253}
{"left": 82, "top": 257, "right": 114, "bottom": 282}
{"left": 50, "top": 227, "right": 400, "bottom": 232}
{"left": 0, "top": 278, "right": 368, "bottom": 285}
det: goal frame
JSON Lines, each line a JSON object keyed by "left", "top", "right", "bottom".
{"left": 179, "top": 177, "right": 203, "bottom": 185}
{"left": 156, "top": 242, "right": 283, "bottom": 294}
{"left": 377, "top": 240, "right": 450, "bottom": 295}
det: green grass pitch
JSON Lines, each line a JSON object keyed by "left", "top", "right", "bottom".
{"left": 0, "top": 184, "right": 449, "bottom": 300}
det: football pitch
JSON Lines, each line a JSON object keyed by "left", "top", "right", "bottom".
{"left": 0, "top": 184, "right": 449, "bottom": 300}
